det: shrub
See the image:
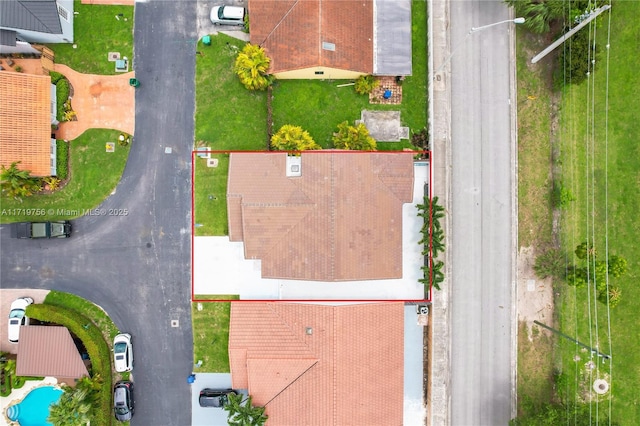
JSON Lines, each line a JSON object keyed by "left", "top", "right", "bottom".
{"left": 411, "top": 128, "right": 430, "bottom": 150}
{"left": 56, "top": 78, "right": 70, "bottom": 122}
{"left": 26, "top": 304, "right": 112, "bottom": 426}
{"left": 554, "top": 28, "right": 596, "bottom": 89}
{"left": 551, "top": 182, "right": 575, "bottom": 208}
{"left": 271, "top": 125, "right": 320, "bottom": 151}
{"left": 608, "top": 255, "right": 628, "bottom": 278}
{"left": 332, "top": 121, "right": 376, "bottom": 151}
{"left": 56, "top": 140, "right": 69, "bottom": 180}
{"left": 42, "top": 176, "right": 61, "bottom": 191}
{"left": 14, "top": 65, "right": 23, "bottom": 73}
{"left": 533, "top": 248, "right": 565, "bottom": 279}
{"left": 50, "top": 71, "right": 65, "bottom": 84}
{"left": 354, "top": 74, "right": 379, "bottom": 95}
{"left": 234, "top": 43, "right": 272, "bottom": 91}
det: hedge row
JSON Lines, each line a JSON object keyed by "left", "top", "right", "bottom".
{"left": 44, "top": 290, "right": 120, "bottom": 342}
{"left": 25, "top": 304, "right": 112, "bottom": 426}
{"left": 50, "top": 71, "right": 65, "bottom": 85}
{"left": 55, "top": 78, "right": 70, "bottom": 122}
{"left": 56, "top": 140, "right": 68, "bottom": 180}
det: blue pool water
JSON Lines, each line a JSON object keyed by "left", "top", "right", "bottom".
{"left": 5, "top": 386, "right": 63, "bottom": 426}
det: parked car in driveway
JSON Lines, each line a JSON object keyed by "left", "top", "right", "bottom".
{"left": 12, "top": 221, "right": 72, "bottom": 238}
{"left": 7, "top": 297, "right": 34, "bottom": 343}
{"left": 113, "top": 333, "right": 133, "bottom": 372}
{"left": 199, "top": 388, "right": 237, "bottom": 407}
{"left": 113, "top": 380, "right": 134, "bottom": 421}
{"left": 210, "top": 5, "right": 246, "bottom": 26}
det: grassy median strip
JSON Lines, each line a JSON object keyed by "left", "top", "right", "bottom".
{"left": 192, "top": 295, "right": 239, "bottom": 373}
{"left": 0, "top": 129, "right": 130, "bottom": 223}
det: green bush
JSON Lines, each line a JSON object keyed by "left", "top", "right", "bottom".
{"left": 55, "top": 78, "right": 70, "bottom": 122}
{"left": 50, "top": 71, "right": 65, "bottom": 84}
{"left": 44, "top": 290, "right": 120, "bottom": 341}
{"left": 533, "top": 248, "right": 565, "bottom": 279}
{"left": 25, "top": 304, "right": 112, "bottom": 426}
{"left": 56, "top": 140, "right": 69, "bottom": 180}
{"left": 354, "top": 74, "right": 379, "bottom": 95}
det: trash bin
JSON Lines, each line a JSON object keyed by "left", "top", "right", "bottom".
{"left": 129, "top": 78, "right": 140, "bottom": 88}
{"left": 202, "top": 35, "right": 211, "bottom": 46}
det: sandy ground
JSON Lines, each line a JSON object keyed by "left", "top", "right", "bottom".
{"left": 517, "top": 246, "right": 554, "bottom": 338}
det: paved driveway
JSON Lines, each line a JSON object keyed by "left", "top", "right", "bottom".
{"left": 55, "top": 64, "right": 135, "bottom": 140}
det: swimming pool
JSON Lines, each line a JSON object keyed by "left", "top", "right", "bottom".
{"left": 5, "top": 385, "right": 63, "bottom": 426}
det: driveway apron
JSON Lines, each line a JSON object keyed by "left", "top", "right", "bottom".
{"left": 54, "top": 64, "right": 136, "bottom": 140}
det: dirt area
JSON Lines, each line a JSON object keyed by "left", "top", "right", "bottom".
{"left": 517, "top": 246, "right": 554, "bottom": 336}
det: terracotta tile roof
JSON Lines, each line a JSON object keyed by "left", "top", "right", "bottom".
{"left": 227, "top": 152, "right": 414, "bottom": 281}
{"left": 229, "top": 302, "right": 404, "bottom": 426}
{"left": 16, "top": 325, "right": 89, "bottom": 379}
{"left": 0, "top": 71, "right": 52, "bottom": 176}
{"left": 249, "top": 0, "right": 374, "bottom": 74}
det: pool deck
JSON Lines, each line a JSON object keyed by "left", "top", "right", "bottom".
{"left": 0, "top": 377, "right": 58, "bottom": 426}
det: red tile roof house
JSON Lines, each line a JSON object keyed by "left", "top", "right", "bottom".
{"left": 227, "top": 151, "right": 415, "bottom": 282}
{"left": 0, "top": 71, "right": 58, "bottom": 176}
{"left": 248, "top": 0, "right": 412, "bottom": 79}
{"left": 229, "top": 302, "right": 405, "bottom": 425}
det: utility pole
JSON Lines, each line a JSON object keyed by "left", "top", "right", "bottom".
{"left": 531, "top": 5, "right": 612, "bottom": 64}
{"left": 533, "top": 320, "right": 611, "bottom": 362}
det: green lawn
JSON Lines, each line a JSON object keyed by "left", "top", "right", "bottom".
{"left": 0, "top": 129, "right": 130, "bottom": 223}
{"left": 194, "top": 154, "right": 229, "bottom": 236}
{"left": 48, "top": 0, "right": 133, "bottom": 75}
{"left": 192, "top": 296, "right": 239, "bottom": 373}
{"left": 555, "top": 3, "right": 640, "bottom": 423}
{"left": 194, "top": 35, "right": 268, "bottom": 151}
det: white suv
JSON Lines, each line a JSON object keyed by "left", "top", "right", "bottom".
{"left": 210, "top": 5, "right": 246, "bottom": 26}
{"left": 8, "top": 297, "right": 34, "bottom": 343}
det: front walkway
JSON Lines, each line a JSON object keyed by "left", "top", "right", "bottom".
{"left": 193, "top": 162, "right": 429, "bottom": 300}
{"left": 55, "top": 64, "right": 135, "bottom": 140}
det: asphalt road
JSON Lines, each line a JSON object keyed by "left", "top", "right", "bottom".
{"left": 449, "top": 1, "right": 517, "bottom": 425}
{"left": 0, "top": 1, "right": 197, "bottom": 425}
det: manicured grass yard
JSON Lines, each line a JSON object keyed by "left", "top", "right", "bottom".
{"left": 194, "top": 154, "right": 229, "bottom": 236}
{"left": 48, "top": 0, "right": 133, "bottom": 75}
{"left": 555, "top": 3, "right": 640, "bottom": 423}
{"left": 192, "top": 296, "right": 239, "bottom": 373}
{"left": 194, "top": 35, "right": 268, "bottom": 151}
{"left": 0, "top": 129, "right": 130, "bottom": 223}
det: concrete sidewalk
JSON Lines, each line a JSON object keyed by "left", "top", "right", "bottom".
{"left": 428, "top": 0, "right": 452, "bottom": 425}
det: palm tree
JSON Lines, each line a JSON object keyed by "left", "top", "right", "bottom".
{"left": 0, "top": 161, "right": 40, "bottom": 201}
{"left": 225, "top": 394, "right": 268, "bottom": 426}
{"left": 234, "top": 44, "right": 272, "bottom": 91}
{"left": 271, "top": 124, "right": 321, "bottom": 151}
{"left": 48, "top": 376, "right": 100, "bottom": 426}
{"left": 332, "top": 121, "right": 376, "bottom": 151}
